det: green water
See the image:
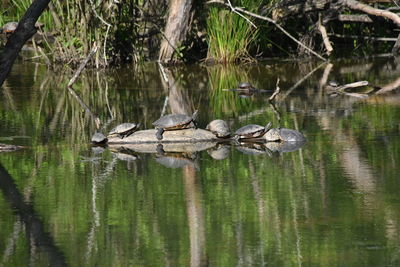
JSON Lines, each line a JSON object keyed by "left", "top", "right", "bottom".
{"left": 1, "top": 57, "right": 400, "bottom": 266}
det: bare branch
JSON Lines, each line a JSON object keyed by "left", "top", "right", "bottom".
{"left": 68, "top": 43, "right": 98, "bottom": 87}
{"left": 317, "top": 14, "right": 333, "bottom": 55}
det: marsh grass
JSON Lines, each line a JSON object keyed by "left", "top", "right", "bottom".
{"left": 206, "top": 0, "right": 262, "bottom": 63}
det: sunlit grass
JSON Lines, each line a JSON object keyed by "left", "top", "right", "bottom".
{"left": 206, "top": 0, "right": 261, "bottom": 63}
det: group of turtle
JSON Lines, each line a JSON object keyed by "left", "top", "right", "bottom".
{"left": 91, "top": 110, "right": 304, "bottom": 145}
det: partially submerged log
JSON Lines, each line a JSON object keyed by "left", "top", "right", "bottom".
{"left": 109, "top": 142, "right": 217, "bottom": 154}
{"left": 107, "top": 129, "right": 219, "bottom": 144}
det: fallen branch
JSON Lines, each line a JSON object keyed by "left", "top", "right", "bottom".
{"left": 329, "top": 33, "right": 397, "bottom": 42}
{"left": 335, "top": 80, "right": 369, "bottom": 91}
{"left": 341, "top": 0, "right": 400, "bottom": 26}
{"left": 375, "top": 76, "right": 400, "bottom": 95}
{"left": 337, "top": 14, "right": 373, "bottom": 23}
{"left": 207, "top": 0, "right": 327, "bottom": 61}
{"left": 67, "top": 43, "right": 98, "bottom": 87}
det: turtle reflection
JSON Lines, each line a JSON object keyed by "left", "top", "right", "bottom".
{"left": 155, "top": 144, "right": 198, "bottom": 169}
{"left": 110, "top": 147, "right": 139, "bottom": 162}
{"left": 236, "top": 143, "right": 271, "bottom": 156}
{"left": 207, "top": 144, "right": 230, "bottom": 160}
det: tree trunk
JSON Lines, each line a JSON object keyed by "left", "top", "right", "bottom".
{"left": 0, "top": 0, "right": 51, "bottom": 87}
{"left": 158, "top": 0, "right": 193, "bottom": 63}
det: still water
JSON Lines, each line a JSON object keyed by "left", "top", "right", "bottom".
{"left": 1, "top": 57, "right": 400, "bottom": 266}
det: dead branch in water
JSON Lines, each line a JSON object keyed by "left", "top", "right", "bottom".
{"left": 67, "top": 43, "right": 101, "bottom": 129}
{"left": 206, "top": 0, "right": 327, "bottom": 61}
{"left": 68, "top": 43, "right": 98, "bottom": 87}
{"left": 269, "top": 78, "right": 281, "bottom": 102}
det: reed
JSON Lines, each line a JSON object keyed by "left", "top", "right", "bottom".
{"left": 206, "top": 0, "right": 262, "bottom": 63}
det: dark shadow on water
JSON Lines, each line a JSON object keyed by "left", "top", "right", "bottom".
{"left": 0, "top": 163, "right": 67, "bottom": 267}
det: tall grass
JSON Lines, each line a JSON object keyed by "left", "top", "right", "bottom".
{"left": 206, "top": 0, "right": 262, "bottom": 63}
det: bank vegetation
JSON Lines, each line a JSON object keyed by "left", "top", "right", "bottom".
{"left": 1, "top": 0, "right": 400, "bottom": 66}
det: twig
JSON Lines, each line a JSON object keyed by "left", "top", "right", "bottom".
{"left": 226, "top": 0, "right": 257, "bottom": 28}
{"left": 207, "top": 0, "right": 327, "bottom": 61}
{"left": 269, "top": 78, "right": 280, "bottom": 102}
{"left": 68, "top": 43, "right": 98, "bottom": 87}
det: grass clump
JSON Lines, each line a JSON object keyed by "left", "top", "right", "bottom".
{"left": 206, "top": 0, "right": 262, "bottom": 63}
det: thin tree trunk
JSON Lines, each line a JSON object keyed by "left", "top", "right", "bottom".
{"left": 0, "top": 0, "right": 51, "bottom": 87}
{"left": 159, "top": 0, "right": 193, "bottom": 63}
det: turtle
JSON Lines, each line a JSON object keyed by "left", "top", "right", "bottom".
{"left": 277, "top": 128, "right": 306, "bottom": 142}
{"left": 237, "top": 82, "right": 254, "bottom": 90}
{"left": 264, "top": 128, "right": 306, "bottom": 142}
{"left": 152, "top": 110, "right": 198, "bottom": 140}
{"left": 328, "top": 80, "right": 339, "bottom": 87}
{"left": 206, "top": 119, "right": 230, "bottom": 138}
{"left": 91, "top": 132, "right": 108, "bottom": 144}
{"left": 1, "top": 22, "right": 18, "bottom": 34}
{"left": 234, "top": 122, "right": 272, "bottom": 140}
{"left": 108, "top": 122, "right": 140, "bottom": 139}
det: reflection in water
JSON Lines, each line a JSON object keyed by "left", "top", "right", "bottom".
{"left": 1, "top": 57, "right": 400, "bottom": 265}
{"left": 0, "top": 164, "right": 67, "bottom": 266}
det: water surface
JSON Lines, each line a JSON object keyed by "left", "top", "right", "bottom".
{"left": 1, "top": 57, "right": 400, "bottom": 266}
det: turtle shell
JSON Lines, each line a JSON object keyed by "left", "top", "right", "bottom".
{"left": 108, "top": 122, "right": 139, "bottom": 138}
{"left": 2, "top": 22, "right": 18, "bottom": 33}
{"left": 153, "top": 110, "right": 197, "bottom": 130}
{"left": 91, "top": 132, "right": 107, "bottom": 144}
{"left": 235, "top": 122, "right": 272, "bottom": 139}
{"left": 238, "top": 82, "right": 253, "bottom": 90}
{"left": 206, "top": 119, "right": 230, "bottom": 138}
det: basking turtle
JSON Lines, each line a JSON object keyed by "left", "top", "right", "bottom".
{"left": 206, "top": 119, "right": 230, "bottom": 138}
{"left": 1, "top": 22, "right": 18, "bottom": 34}
{"left": 108, "top": 122, "right": 140, "bottom": 139}
{"left": 91, "top": 132, "right": 108, "bottom": 144}
{"left": 234, "top": 122, "right": 272, "bottom": 140}
{"left": 264, "top": 128, "right": 306, "bottom": 142}
{"left": 152, "top": 110, "right": 198, "bottom": 140}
